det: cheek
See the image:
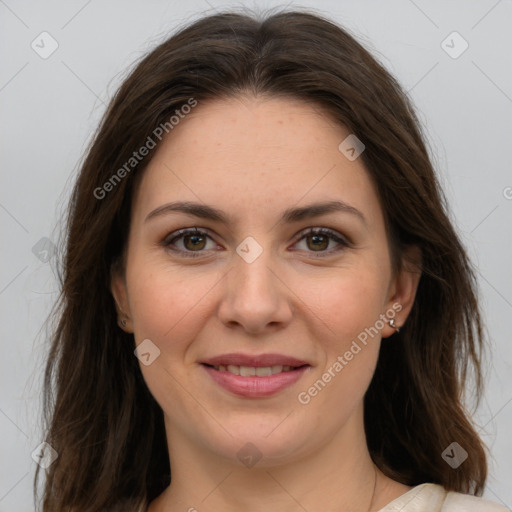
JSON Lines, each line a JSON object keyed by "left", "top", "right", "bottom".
{"left": 125, "top": 263, "right": 222, "bottom": 416}
{"left": 297, "top": 270, "right": 385, "bottom": 420}
{"left": 127, "top": 259, "right": 221, "bottom": 342}
{"left": 297, "top": 262, "right": 389, "bottom": 345}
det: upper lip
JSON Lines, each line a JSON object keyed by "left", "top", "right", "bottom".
{"left": 201, "top": 353, "right": 310, "bottom": 368}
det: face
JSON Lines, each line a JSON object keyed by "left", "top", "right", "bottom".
{"left": 112, "top": 95, "right": 419, "bottom": 467}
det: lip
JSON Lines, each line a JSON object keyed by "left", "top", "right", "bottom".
{"left": 200, "top": 352, "right": 309, "bottom": 367}
{"left": 202, "top": 364, "right": 310, "bottom": 398}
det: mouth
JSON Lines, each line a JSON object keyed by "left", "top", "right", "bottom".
{"left": 201, "top": 362, "right": 311, "bottom": 398}
{"left": 202, "top": 363, "right": 308, "bottom": 376}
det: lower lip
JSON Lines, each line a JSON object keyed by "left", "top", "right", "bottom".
{"left": 202, "top": 364, "right": 310, "bottom": 398}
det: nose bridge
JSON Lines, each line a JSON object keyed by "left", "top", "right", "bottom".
{"left": 235, "top": 244, "right": 273, "bottom": 290}
{"left": 218, "top": 234, "right": 292, "bottom": 331}
{"left": 232, "top": 234, "right": 278, "bottom": 302}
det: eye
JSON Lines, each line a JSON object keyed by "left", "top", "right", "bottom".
{"left": 163, "top": 228, "right": 218, "bottom": 258}
{"left": 163, "top": 226, "right": 349, "bottom": 259}
{"left": 292, "top": 227, "right": 349, "bottom": 256}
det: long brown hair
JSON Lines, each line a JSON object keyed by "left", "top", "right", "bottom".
{"left": 35, "top": 8, "right": 488, "bottom": 511}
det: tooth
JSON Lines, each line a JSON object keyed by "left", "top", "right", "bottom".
{"left": 239, "top": 366, "right": 256, "bottom": 376}
{"left": 227, "top": 365, "right": 240, "bottom": 375}
{"left": 219, "top": 364, "right": 296, "bottom": 377}
{"left": 256, "top": 366, "right": 272, "bottom": 376}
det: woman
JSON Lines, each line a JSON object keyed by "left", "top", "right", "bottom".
{"left": 35, "top": 9, "right": 510, "bottom": 512}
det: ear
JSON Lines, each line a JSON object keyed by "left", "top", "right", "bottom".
{"left": 110, "top": 263, "right": 134, "bottom": 333}
{"left": 381, "top": 245, "right": 422, "bottom": 338}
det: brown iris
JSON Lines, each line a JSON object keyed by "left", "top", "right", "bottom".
{"left": 307, "top": 233, "right": 329, "bottom": 251}
{"left": 183, "top": 233, "right": 207, "bottom": 251}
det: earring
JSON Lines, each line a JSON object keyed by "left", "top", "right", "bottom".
{"left": 389, "top": 318, "right": 400, "bottom": 333}
{"left": 119, "top": 318, "right": 127, "bottom": 328}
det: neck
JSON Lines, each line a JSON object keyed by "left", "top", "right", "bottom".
{"left": 150, "top": 406, "right": 404, "bottom": 512}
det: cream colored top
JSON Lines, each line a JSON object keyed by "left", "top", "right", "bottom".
{"left": 140, "top": 483, "right": 510, "bottom": 511}
{"left": 378, "top": 483, "right": 510, "bottom": 511}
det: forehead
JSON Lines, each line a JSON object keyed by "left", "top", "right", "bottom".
{"left": 132, "top": 95, "right": 383, "bottom": 228}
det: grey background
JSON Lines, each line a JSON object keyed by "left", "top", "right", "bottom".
{"left": 1, "top": 0, "right": 511, "bottom": 510}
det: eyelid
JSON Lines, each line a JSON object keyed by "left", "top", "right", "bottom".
{"left": 295, "top": 226, "right": 350, "bottom": 243}
{"left": 163, "top": 227, "right": 219, "bottom": 258}
{"left": 163, "top": 226, "right": 351, "bottom": 258}
{"left": 291, "top": 227, "right": 351, "bottom": 256}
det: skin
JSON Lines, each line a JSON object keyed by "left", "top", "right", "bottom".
{"left": 111, "top": 95, "right": 421, "bottom": 512}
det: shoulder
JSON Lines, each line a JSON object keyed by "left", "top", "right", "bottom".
{"left": 379, "top": 483, "right": 510, "bottom": 512}
{"left": 442, "top": 490, "right": 510, "bottom": 511}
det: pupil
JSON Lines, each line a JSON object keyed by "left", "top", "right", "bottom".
{"left": 186, "top": 234, "right": 205, "bottom": 250}
{"left": 310, "top": 234, "right": 327, "bottom": 250}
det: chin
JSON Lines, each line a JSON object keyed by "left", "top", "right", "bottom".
{"left": 200, "top": 418, "right": 315, "bottom": 468}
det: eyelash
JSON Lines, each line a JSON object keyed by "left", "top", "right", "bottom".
{"left": 163, "top": 227, "right": 350, "bottom": 259}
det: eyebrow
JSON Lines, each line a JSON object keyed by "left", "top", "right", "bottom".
{"left": 144, "top": 200, "right": 366, "bottom": 225}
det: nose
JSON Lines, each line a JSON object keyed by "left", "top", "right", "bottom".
{"left": 217, "top": 243, "right": 293, "bottom": 335}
